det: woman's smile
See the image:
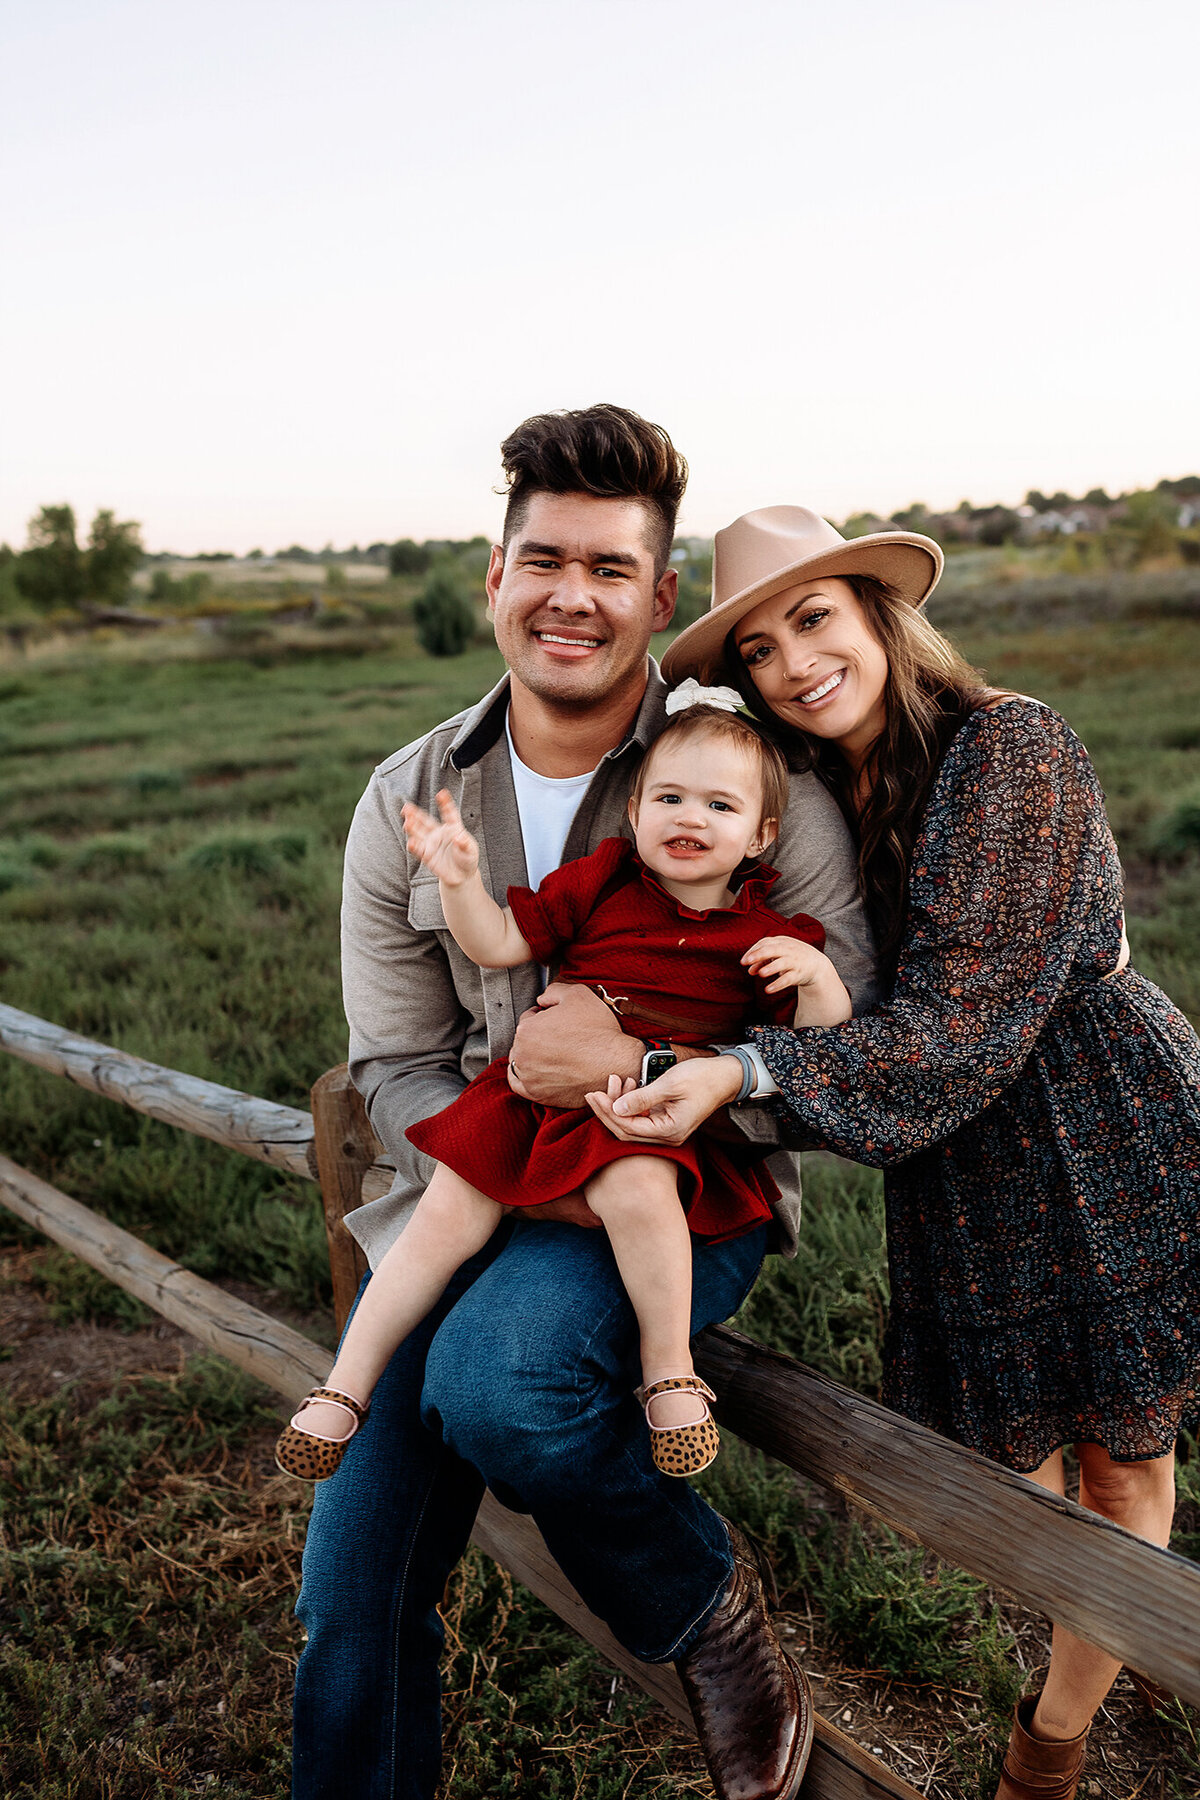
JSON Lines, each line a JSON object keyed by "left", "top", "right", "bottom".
{"left": 793, "top": 667, "right": 846, "bottom": 707}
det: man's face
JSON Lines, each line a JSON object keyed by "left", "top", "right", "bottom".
{"left": 486, "top": 492, "right": 677, "bottom": 712}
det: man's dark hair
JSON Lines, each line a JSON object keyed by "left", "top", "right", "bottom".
{"left": 499, "top": 404, "right": 688, "bottom": 579}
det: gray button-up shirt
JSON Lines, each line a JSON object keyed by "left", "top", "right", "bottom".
{"left": 341, "top": 662, "right": 877, "bottom": 1264}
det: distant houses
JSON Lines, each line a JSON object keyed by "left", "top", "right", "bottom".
{"left": 842, "top": 480, "right": 1200, "bottom": 550}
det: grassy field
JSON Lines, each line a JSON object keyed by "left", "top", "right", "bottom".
{"left": 1, "top": 591, "right": 1198, "bottom": 1798}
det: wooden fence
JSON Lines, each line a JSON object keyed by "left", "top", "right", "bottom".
{"left": 2, "top": 1000, "right": 1198, "bottom": 1800}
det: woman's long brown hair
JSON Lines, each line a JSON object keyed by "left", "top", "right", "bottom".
{"left": 727, "top": 576, "right": 993, "bottom": 985}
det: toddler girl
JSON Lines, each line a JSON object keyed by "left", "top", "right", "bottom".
{"left": 276, "top": 698, "right": 851, "bottom": 1483}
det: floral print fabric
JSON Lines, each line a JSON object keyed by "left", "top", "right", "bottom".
{"left": 754, "top": 700, "right": 1200, "bottom": 1470}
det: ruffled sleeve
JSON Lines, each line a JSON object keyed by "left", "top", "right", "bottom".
{"left": 507, "top": 836, "right": 633, "bottom": 964}
{"left": 753, "top": 702, "right": 1124, "bottom": 1165}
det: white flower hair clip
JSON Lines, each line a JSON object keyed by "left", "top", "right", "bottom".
{"left": 664, "top": 677, "right": 745, "bottom": 717}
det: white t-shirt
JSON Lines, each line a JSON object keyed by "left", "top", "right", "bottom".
{"left": 505, "top": 712, "right": 597, "bottom": 892}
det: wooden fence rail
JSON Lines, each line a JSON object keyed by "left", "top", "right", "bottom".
{"left": 0, "top": 1001, "right": 394, "bottom": 1198}
{"left": 3, "top": 1007, "right": 1199, "bottom": 1795}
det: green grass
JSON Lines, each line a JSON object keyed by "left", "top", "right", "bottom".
{"left": 1, "top": 601, "right": 1198, "bottom": 1794}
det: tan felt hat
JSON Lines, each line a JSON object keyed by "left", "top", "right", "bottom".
{"left": 661, "top": 505, "right": 944, "bottom": 684}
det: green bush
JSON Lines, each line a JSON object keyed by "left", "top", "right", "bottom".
{"left": 184, "top": 830, "right": 310, "bottom": 877}
{"left": 71, "top": 834, "right": 155, "bottom": 878}
{"left": 388, "top": 537, "right": 431, "bottom": 577}
{"left": 414, "top": 561, "right": 476, "bottom": 658}
{"left": 1151, "top": 796, "right": 1200, "bottom": 860}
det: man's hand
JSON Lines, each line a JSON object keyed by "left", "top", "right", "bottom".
{"left": 401, "top": 791, "right": 479, "bottom": 887}
{"left": 507, "top": 981, "right": 642, "bottom": 1108}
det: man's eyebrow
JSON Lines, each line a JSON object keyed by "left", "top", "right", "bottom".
{"left": 515, "top": 539, "right": 641, "bottom": 568}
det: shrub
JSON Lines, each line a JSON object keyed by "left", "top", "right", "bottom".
{"left": 125, "top": 767, "right": 185, "bottom": 796}
{"left": 388, "top": 537, "right": 432, "bottom": 577}
{"left": 1151, "top": 796, "right": 1200, "bottom": 860}
{"left": 71, "top": 834, "right": 155, "bottom": 878}
{"left": 814, "top": 1523, "right": 995, "bottom": 1684}
{"left": 414, "top": 561, "right": 476, "bottom": 658}
{"left": 184, "top": 830, "right": 310, "bottom": 877}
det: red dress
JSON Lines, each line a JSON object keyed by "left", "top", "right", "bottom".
{"left": 406, "top": 838, "right": 826, "bottom": 1243}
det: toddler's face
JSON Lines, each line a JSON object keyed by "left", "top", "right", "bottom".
{"left": 629, "top": 735, "right": 775, "bottom": 890}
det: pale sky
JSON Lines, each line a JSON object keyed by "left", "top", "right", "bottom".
{"left": 2, "top": 0, "right": 1196, "bottom": 555}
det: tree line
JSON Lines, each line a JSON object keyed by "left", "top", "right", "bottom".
{"left": 5, "top": 475, "right": 1198, "bottom": 654}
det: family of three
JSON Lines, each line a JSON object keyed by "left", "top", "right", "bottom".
{"left": 285, "top": 404, "right": 1200, "bottom": 1800}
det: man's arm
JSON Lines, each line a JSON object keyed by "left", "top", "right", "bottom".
{"left": 344, "top": 770, "right": 602, "bottom": 1235}
{"left": 342, "top": 771, "right": 472, "bottom": 1201}
{"left": 720, "top": 766, "right": 877, "bottom": 1152}
{"left": 768, "top": 769, "right": 878, "bottom": 1015}
{"left": 507, "top": 982, "right": 643, "bottom": 1107}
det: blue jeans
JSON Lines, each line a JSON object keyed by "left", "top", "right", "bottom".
{"left": 292, "top": 1216, "right": 767, "bottom": 1800}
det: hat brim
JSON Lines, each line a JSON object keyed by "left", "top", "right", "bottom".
{"left": 660, "top": 533, "right": 943, "bottom": 685}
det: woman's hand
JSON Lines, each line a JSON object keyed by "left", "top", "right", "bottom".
{"left": 585, "top": 1058, "right": 744, "bottom": 1145}
{"left": 401, "top": 790, "right": 479, "bottom": 887}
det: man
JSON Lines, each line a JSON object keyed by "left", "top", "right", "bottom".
{"left": 293, "top": 404, "right": 878, "bottom": 1800}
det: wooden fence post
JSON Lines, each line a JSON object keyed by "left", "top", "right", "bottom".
{"left": 310, "top": 1064, "right": 376, "bottom": 1333}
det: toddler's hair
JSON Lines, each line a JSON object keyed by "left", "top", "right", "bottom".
{"left": 630, "top": 705, "right": 789, "bottom": 831}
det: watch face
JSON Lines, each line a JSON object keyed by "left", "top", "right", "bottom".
{"left": 643, "top": 1050, "right": 677, "bottom": 1083}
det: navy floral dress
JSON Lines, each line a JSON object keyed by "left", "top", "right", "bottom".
{"left": 753, "top": 699, "right": 1200, "bottom": 1472}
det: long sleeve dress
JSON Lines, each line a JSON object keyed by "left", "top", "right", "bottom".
{"left": 753, "top": 699, "right": 1200, "bottom": 1471}
{"left": 408, "top": 837, "right": 827, "bottom": 1243}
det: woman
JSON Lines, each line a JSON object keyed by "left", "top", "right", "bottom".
{"left": 588, "top": 506, "right": 1200, "bottom": 1800}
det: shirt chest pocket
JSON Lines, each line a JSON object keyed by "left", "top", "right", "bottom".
{"left": 408, "top": 878, "right": 447, "bottom": 932}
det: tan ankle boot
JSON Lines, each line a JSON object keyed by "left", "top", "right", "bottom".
{"left": 994, "top": 1697, "right": 1089, "bottom": 1800}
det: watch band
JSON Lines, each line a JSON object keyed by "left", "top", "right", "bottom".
{"left": 712, "top": 1042, "right": 780, "bottom": 1103}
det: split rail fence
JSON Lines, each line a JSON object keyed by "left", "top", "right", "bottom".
{"left": 1, "top": 999, "right": 1198, "bottom": 1800}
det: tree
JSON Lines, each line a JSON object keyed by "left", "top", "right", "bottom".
{"left": 84, "top": 509, "right": 143, "bottom": 607}
{"left": 0, "top": 545, "right": 28, "bottom": 622}
{"left": 12, "top": 504, "right": 143, "bottom": 612}
{"left": 389, "top": 538, "right": 431, "bottom": 578}
{"left": 15, "top": 505, "right": 85, "bottom": 610}
{"left": 978, "top": 507, "right": 1020, "bottom": 547}
{"left": 414, "top": 561, "right": 476, "bottom": 657}
{"left": 1123, "top": 490, "right": 1177, "bottom": 562}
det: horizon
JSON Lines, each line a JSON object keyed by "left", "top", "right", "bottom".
{"left": 13, "top": 468, "right": 1196, "bottom": 563}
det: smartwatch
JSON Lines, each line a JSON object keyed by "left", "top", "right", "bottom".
{"left": 639, "top": 1039, "right": 677, "bottom": 1085}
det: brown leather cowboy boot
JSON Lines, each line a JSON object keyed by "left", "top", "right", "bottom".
{"left": 995, "top": 1697, "right": 1090, "bottom": 1800}
{"left": 675, "top": 1523, "right": 813, "bottom": 1800}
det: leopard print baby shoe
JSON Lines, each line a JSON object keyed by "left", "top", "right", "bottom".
{"left": 643, "top": 1377, "right": 720, "bottom": 1477}
{"left": 275, "top": 1387, "right": 369, "bottom": 1480}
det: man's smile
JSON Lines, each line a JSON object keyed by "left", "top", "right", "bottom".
{"left": 533, "top": 629, "right": 605, "bottom": 656}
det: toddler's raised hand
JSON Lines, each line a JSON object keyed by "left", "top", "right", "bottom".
{"left": 402, "top": 790, "right": 479, "bottom": 887}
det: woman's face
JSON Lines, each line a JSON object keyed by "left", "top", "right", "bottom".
{"left": 733, "top": 576, "right": 889, "bottom": 764}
